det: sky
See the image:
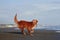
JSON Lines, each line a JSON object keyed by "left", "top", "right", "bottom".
{"left": 0, "top": 0, "right": 60, "bottom": 25}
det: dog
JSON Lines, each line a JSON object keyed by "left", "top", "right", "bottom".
{"left": 14, "top": 14, "right": 38, "bottom": 36}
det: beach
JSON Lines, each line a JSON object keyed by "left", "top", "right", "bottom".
{"left": 0, "top": 27, "right": 60, "bottom": 40}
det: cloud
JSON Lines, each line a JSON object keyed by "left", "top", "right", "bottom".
{"left": 33, "top": 4, "right": 60, "bottom": 12}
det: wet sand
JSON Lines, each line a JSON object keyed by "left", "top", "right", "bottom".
{"left": 0, "top": 28, "right": 60, "bottom": 40}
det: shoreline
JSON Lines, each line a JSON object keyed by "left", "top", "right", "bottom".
{"left": 0, "top": 27, "right": 60, "bottom": 32}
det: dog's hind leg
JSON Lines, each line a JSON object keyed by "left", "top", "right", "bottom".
{"left": 21, "top": 28, "right": 26, "bottom": 35}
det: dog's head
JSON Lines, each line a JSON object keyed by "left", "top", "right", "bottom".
{"left": 32, "top": 19, "right": 38, "bottom": 25}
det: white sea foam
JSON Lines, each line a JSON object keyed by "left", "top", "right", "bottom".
{"left": 56, "top": 31, "right": 60, "bottom": 33}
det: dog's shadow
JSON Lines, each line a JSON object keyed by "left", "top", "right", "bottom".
{"left": 6, "top": 32, "right": 23, "bottom": 34}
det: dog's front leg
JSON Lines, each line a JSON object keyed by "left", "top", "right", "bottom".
{"left": 31, "top": 29, "right": 34, "bottom": 33}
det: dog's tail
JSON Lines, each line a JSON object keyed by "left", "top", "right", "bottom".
{"left": 14, "top": 14, "right": 18, "bottom": 24}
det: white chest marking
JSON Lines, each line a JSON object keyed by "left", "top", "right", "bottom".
{"left": 32, "top": 25, "right": 36, "bottom": 29}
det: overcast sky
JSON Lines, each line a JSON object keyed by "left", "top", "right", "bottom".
{"left": 0, "top": 0, "right": 60, "bottom": 25}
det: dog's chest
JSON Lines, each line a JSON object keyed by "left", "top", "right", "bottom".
{"left": 32, "top": 25, "right": 36, "bottom": 29}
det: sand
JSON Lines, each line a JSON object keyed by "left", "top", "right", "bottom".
{"left": 0, "top": 28, "right": 60, "bottom": 40}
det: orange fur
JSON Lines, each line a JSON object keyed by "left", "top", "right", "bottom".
{"left": 14, "top": 14, "right": 38, "bottom": 36}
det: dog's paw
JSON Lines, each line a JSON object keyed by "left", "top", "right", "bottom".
{"left": 30, "top": 34, "right": 34, "bottom": 36}
{"left": 23, "top": 32, "right": 26, "bottom": 36}
{"left": 31, "top": 31, "right": 34, "bottom": 33}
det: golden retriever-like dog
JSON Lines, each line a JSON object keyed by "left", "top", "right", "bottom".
{"left": 14, "top": 14, "right": 38, "bottom": 36}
